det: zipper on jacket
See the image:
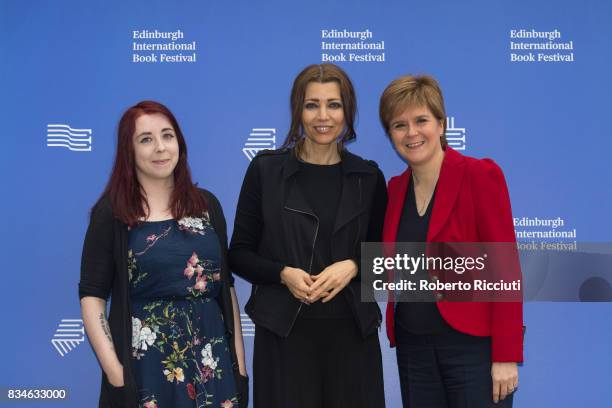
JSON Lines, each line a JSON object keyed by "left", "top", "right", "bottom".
{"left": 283, "top": 205, "right": 320, "bottom": 337}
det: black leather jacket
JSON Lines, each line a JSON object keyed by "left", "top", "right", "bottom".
{"left": 228, "top": 148, "right": 387, "bottom": 338}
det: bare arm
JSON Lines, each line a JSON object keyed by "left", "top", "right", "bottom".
{"left": 230, "top": 288, "right": 247, "bottom": 376}
{"left": 81, "top": 296, "right": 124, "bottom": 386}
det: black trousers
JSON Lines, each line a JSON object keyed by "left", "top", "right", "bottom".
{"left": 253, "top": 317, "right": 385, "bottom": 408}
{"left": 396, "top": 329, "right": 514, "bottom": 408}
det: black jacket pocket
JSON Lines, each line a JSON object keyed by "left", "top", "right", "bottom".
{"left": 102, "top": 374, "right": 128, "bottom": 408}
{"left": 238, "top": 374, "right": 249, "bottom": 408}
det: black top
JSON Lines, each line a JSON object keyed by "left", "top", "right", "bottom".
{"left": 395, "top": 176, "right": 453, "bottom": 335}
{"left": 228, "top": 148, "right": 387, "bottom": 338}
{"left": 296, "top": 160, "right": 352, "bottom": 318}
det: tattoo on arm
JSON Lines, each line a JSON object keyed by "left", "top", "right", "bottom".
{"left": 99, "top": 313, "right": 114, "bottom": 350}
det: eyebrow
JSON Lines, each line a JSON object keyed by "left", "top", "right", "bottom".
{"left": 391, "top": 114, "right": 430, "bottom": 125}
{"left": 392, "top": 114, "right": 431, "bottom": 122}
{"left": 136, "top": 128, "right": 174, "bottom": 138}
{"left": 304, "top": 98, "right": 342, "bottom": 102}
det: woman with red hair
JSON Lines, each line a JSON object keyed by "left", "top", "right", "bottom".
{"left": 79, "top": 101, "right": 247, "bottom": 408}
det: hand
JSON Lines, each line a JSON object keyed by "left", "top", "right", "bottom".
{"left": 107, "top": 364, "right": 125, "bottom": 387}
{"left": 491, "top": 362, "right": 518, "bottom": 403}
{"left": 280, "top": 266, "right": 313, "bottom": 303}
{"left": 308, "top": 260, "right": 357, "bottom": 303}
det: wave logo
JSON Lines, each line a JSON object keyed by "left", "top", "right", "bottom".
{"left": 51, "top": 318, "right": 85, "bottom": 357}
{"left": 243, "top": 128, "right": 276, "bottom": 161}
{"left": 47, "top": 124, "right": 92, "bottom": 152}
{"left": 445, "top": 117, "right": 466, "bottom": 150}
{"left": 240, "top": 313, "right": 255, "bottom": 337}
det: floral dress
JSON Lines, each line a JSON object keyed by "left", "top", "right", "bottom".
{"left": 128, "top": 214, "right": 238, "bottom": 408}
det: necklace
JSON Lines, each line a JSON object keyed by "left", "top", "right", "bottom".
{"left": 417, "top": 196, "right": 431, "bottom": 216}
{"left": 413, "top": 174, "right": 438, "bottom": 216}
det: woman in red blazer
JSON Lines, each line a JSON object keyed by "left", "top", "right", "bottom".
{"left": 379, "top": 75, "right": 523, "bottom": 408}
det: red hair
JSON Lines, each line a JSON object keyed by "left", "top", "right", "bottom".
{"left": 98, "top": 100, "right": 206, "bottom": 226}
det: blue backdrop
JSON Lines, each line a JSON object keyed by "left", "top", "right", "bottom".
{"left": 2, "top": 0, "right": 612, "bottom": 406}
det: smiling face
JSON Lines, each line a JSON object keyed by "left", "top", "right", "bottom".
{"left": 301, "top": 81, "right": 346, "bottom": 148}
{"left": 132, "top": 113, "right": 179, "bottom": 185}
{"left": 389, "top": 104, "right": 444, "bottom": 167}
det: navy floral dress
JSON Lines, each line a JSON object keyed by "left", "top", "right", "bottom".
{"left": 128, "top": 213, "right": 238, "bottom": 408}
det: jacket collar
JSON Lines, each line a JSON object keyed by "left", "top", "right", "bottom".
{"left": 385, "top": 147, "right": 466, "bottom": 242}
{"left": 282, "top": 147, "right": 375, "bottom": 234}
{"left": 427, "top": 147, "right": 466, "bottom": 240}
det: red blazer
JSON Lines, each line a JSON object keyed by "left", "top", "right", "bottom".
{"left": 383, "top": 148, "right": 524, "bottom": 362}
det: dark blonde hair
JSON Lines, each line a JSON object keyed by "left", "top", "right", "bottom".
{"left": 282, "top": 64, "right": 357, "bottom": 155}
{"left": 379, "top": 75, "right": 447, "bottom": 148}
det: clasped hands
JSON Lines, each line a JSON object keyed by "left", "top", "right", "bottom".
{"left": 280, "top": 260, "right": 358, "bottom": 304}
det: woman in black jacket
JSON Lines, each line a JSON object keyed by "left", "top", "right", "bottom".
{"left": 79, "top": 101, "right": 247, "bottom": 408}
{"left": 229, "top": 64, "right": 387, "bottom": 407}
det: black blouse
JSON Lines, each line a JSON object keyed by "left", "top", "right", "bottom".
{"left": 296, "top": 160, "right": 352, "bottom": 318}
{"left": 395, "top": 177, "right": 453, "bottom": 335}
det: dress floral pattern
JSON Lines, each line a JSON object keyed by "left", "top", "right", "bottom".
{"left": 129, "top": 214, "right": 238, "bottom": 408}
